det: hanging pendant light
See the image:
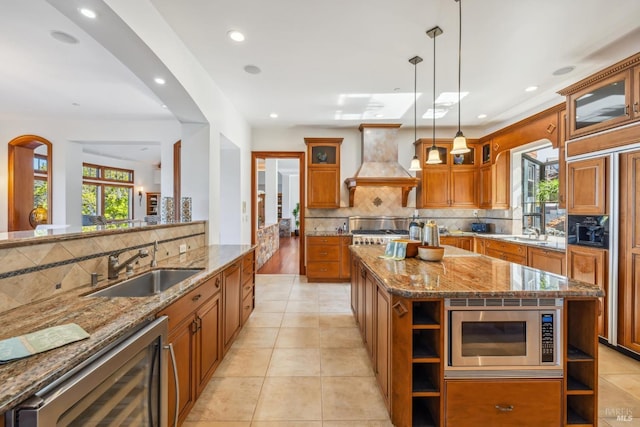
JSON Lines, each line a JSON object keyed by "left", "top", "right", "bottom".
{"left": 450, "top": 0, "right": 470, "bottom": 155}
{"left": 426, "top": 26, "right": 443, "bottom": 165}
{"left": 408, "top": 55, "right": 423, "bottom": 171}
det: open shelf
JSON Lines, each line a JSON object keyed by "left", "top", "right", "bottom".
{"left": 412, "top": 330, "right": 439, "bottom": 359}
{"left": 413, "top": 301, "right": 440, "bottom": 327}
{"left": 566, "top": 376, "right": 592, "bottom": 393}
{"left": 413, "top": 363, "right": 440, "bottom": 394}
{"left": 412, "top": 397, "right": 439, "bottom": 427}
{"left": 567, "top": 345, "right": 594, "bottom": 361}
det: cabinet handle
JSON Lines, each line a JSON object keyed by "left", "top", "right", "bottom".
{"left": 361, "top": 267, "right": 366, "bottom": 278}
{"left": 495, "top": 405, "right": 514, "bottom": 412}
{"left": 626, "top": 104, "right": 630, "bottom": 116}
{"left": 196, "top": 316, "right": 202, "bottom": 331}
{"left": 392, "top": 301, "right": 409, "bottom": 317}
{"left": 635, "top": 102, "right": 639, "bottom": 114}
{"left": 191, "top": 319, "right": 198, "bottom": 333}
{"left": 192, "top": 294, "right": 202, "bottom": 302}
{"left": 244, "top": 305, "right": 252, "bottom": 310}
{"left": 215, "top": 277, "right": 221, "bottom": 288}
{"left": 164, "top": 343, "right": 179, "bottom": 427}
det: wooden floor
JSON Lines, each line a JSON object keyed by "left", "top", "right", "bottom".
{"left": 257, "top": 236, "right": 300, "bottom": 274}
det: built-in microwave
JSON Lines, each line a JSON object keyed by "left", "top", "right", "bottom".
{"left": 567, "top": 215, "right": 609, "bottom": 249}
{"left": 444, "top": 298, "right": 563, "bottom": 379}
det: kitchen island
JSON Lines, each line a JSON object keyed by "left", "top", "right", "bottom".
{"left": 350, "top": 245, "right": 603, "bottom": 427}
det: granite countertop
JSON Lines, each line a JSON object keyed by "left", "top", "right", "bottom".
{"left": 306, "top": 231, "right": 352, "bottom": 237}
{"left": 351, "top": 245, "right": 602, "bottom": 299}
{"left": 0, "top": 244, "right": 254, "bottom": 414}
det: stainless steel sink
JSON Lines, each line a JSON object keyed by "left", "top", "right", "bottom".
{"left": 88, "top": 268, "right": 203, "bottom": 297}
{"left": 502, "top": 236, "right": 548, "bottom": 245}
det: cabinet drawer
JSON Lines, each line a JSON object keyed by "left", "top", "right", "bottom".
{"left": 307, "top": 261, "right": 340, "bottom": 278}
{"left": 307, "top": 244, "right": 340, "bottom": 261}
{"left": 241, "top": 292, "right": 254, "bottom": 324}
{"left": 242, "top": 280, "right": 254, "bottom": 299}
{"left": 445, "top": 379, "right": 562, "bottom": 426}
{"left": 484, "top": 239, "right": 527, "bottom": 256}
{"left": 158, "top": 273, "right": 221, "bottom": 331}
{"left": 485, "top": 248, "right": 527, "bottom": 265}
{"left": 308, "top": 236, "right": 341, "bottom": 245}
{"left": 242, "top": 251, "right": 254, "bottom": 282}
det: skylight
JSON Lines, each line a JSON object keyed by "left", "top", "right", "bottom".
{"left": 334, "top": 93, "right": 417, "bottom": 120}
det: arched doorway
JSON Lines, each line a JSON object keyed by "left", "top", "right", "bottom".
{"left": 8, "top": 134, "right": 53, "bottom": 231}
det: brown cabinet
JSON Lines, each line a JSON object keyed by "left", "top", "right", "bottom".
{"left": 440, "top": 235, "right": 473, "bottom": 251}
{"left": 157, "top": 274, "right": 222, "bottom": 426}
{"left": 223, "top": 261, "right": 242, "bottom": 354}
{"left": 146, "top": 192, "right": 160, "bottom": 216}
{"left": 478, "top": 150, "right": 510, "bottom": 210}
{"left": 567, "top": 245, "right": 608, "bottom": 338}
{"left": 304, "top": 138, "right": 342, "bottom": 208}
{"left": 491, "top": 108, "right": 560, "bottom": 153}
{"left": 241, "top": 251, "right": 255, "bottom": 325}
{"left": 375, "top": 286, "right": 391, "bottom": 409}
{"left": 558, "top": 110, "right": 567, "bottom": 209}
{"left": 484, "top": 239, "right": 527, "bottom": 265}
{"left": 306, "top": 235, "right": 351, "bottom": 282}
{"left": 527, "top": 246, "right": 566, "bottom": 276}
{"left": 445, "top": 379, "right": 562, "bottom": 426}
{"left": 415, "top": 140, "right": 478, "bottom": 208}
{"left": 567, "top": 157, "right": 607, "bottom": 214}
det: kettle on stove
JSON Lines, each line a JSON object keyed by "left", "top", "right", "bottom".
{"left": 422, "top": 220, "right": 441, "bottom": 247}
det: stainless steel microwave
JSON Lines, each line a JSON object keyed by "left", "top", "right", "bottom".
{"left": 444, "top": 298, "right": 563, "bottom": 379}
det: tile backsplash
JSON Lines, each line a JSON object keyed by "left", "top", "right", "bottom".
{"left": 0, "top": 223, "right": 206, "bottom": 313}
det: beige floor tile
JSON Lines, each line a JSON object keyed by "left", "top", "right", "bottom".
{"left": 598, "top": 376, "right": 640, "bottom": 423}
{"left": 267, "top": 348, "right": 321, "bottom": 376}
{"left": 256, "top": 289, "right": 291, "bottom": 301}
{"left": 601, "top": 373, "right": 640, "bottom": 401}
{"left": 600, "top": 345, "right": 640, "bottom": 375}
{"left": 288, "top": 288, "right": 319, "bottom": 301}
{"left": 320, "top": 327, "right": 364, "bottom": 348}
{"left": 321, "top": 376, "right": 390, "bottom": 421}
{"left": 322, "top": 422, "right": 394, "bottom": 427}
{"left": 251, "top": 422, "right": 322, "bottom": 427}
{"left": 232, "top": 327, "right": 279, "bottom": 348}
{"left": 318, "top": 300, "right": 352, "bottom": 313}
{"left": 286, "top": 300, "right": 320, "bottom": 313}
{"left": 253, "top": 377, "right": 322, "bottom": 421}
{"left": 253, "top": 300, "right": 288, "bottom": 313}
{"left": 319, "top": 313, "right": 357, "bottom": 328}
{"left": 321, "top": 347, "right": 374, "bottom": 377}
{"left": 186, "top": 377, "right": 263, "bottom": 422}
{"left": 256, "top": 274, "right": 296, "bottom": 285}
{"left": 275, "top": 327, "right": 320, "bottom": 348}
{"left": 183, "top": 422, "right": 250, "bottom": 427}
{"left": 213, "top": 348, "right": 272, "bottom": 377}
{"left": 244, "top": 312, "right": 284, "bottom": 328}
{"left": 281, "top": 312, "right": 320, "bottom": 328}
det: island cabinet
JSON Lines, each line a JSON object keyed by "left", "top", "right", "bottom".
{"left": 304, "top": 138, "right": 342, "bottom": 208}
{"left": 157, "top": 273, "right": 222, "bottom": 426}
{"left": 223, "top": 260, "right": 242, "bottom": 354}
{"left": 241, "top": 250, "right": 255, "bottom": 325}
{"left": 306, "top": 235, "right": 351, "bottom": 282}
{"left": 527, "top": 246, "right": 566, "bottom": 276}
{"left": 483, "top": 238, "right": 527, "bottom": 265}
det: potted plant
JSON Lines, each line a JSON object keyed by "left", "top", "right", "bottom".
{"left": 292, "top": 203, "right": 300, "bottom": 236}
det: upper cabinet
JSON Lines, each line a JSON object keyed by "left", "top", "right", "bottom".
{"left": 559, "top": 52, "right": 640, "bottom": 140}
{"left": 478, "top": 143, "right": 510, "bottom": 210}
{"left": 414, "top": 139, "right": 478, "bottom": 208}
{"left": 305, "top": 138, "right": 342, "bottom": 209}
{"left": 567, "top": 157, "right": 608, "bottom": 215}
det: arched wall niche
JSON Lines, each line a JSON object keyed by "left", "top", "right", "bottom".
{"left": 8, "top": 134, "right": 53, "bottom": 231}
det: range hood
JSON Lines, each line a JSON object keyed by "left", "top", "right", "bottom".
{"left": 344, "top": 123, "right": 419, "bottom": 207}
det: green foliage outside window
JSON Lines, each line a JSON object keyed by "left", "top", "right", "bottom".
{"left": 34, "top": 180, "right": 47, "bottom": 209}
{"left": 104, "top": 186, "right": 130, "bottom": 220}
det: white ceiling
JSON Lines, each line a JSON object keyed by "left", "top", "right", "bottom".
{"left": 2, "top": 0, "right": 640, "bottom": 164}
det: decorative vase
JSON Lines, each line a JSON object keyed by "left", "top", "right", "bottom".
{"left": 161, "top": 197, "right": 174, "bottom": 224}
{"left": 181, "top": 197, "right": 192, "bottom": 222}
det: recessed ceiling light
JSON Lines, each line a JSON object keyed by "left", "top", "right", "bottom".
{"left": 72, "top": 102, "right": 80, "bottom": 107}
{"left": 227, "top": 30, "right": 245, "bottom": 42}
{"left": 477, "top": 113, "right": 487, "bottom": 119}
{"left": 161, "top": 104, "right": 168, "bottom": 109}
{"left": 375, "top": 114, "right": 384, "bottom": 118}
{"left": 270, "top": 113, "right": 278, "bottom": 118}
{"left": 78, "top": 8, "right": 97, "bottom": 19}
{"left": 154, "top": 77, "right": 166, "bottom": 85}
{"left": 244, "top": 65, "right": 261, "bottom": 74}
{"left": 50, "top": 30, "right": 78, "bottom": 44}
{"left": 553, "top": 66, "right": 575, "bottom": 76}
{"left": 525, "top": 86, "right": 539, "bottom": 92}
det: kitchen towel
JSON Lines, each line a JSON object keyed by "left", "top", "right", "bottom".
{"left": 0, "top": 323, "right": 90, "bottom": 364}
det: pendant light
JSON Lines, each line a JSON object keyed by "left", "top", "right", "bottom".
{"left": 408, "top": 55, "right": 423, "bottom": 172}
{"left": 450, "top": 0, "right": 470, "bottom": 155}
{"left": 426, "top": 26, "right": 443, "bottom": 165}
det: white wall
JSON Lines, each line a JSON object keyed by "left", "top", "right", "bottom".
{"left": 265, "top": 159, "right": 279, "bottom": 225}
{"left": 220, "top": 135, "right": 241, "bottom": 244}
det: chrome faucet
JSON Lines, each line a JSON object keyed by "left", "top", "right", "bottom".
{"left": 151, "top": 240, "right": 158, "bottom": 268}
{"left": 108, "top": 249, "right": 149, "bottom": 279}
{"left": 524, "top": 227, "right": 541, "bottom": 239}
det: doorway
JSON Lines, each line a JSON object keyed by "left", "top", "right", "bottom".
{"left": 251, "top": 151, "right": 305, "bottom": 275}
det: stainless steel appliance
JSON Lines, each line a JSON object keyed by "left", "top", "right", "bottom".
{"left": 349, "top": 216, "right": 409, "bottom": 245}
{"left": 9, "top": 316, "right": 177, "bottom": 427}
{"left": 567, "top": 215, "right": 609, "bottom": 248}
{"left": 444, "top": 298, "right": 563, "bottom": 379}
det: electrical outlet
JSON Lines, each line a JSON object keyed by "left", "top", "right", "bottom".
{"left": 179, "top": 244, "right": 187, "bottom": 254}
{"left": 473, "top": 209, "right": 479, "bottom": 216}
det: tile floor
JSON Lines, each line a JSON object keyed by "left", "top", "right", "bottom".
{"left": 184, "top": 274, "right": 640, "bottom": 427}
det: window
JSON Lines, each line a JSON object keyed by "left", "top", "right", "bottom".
{"left": 34, "top": 154, "right": 48, "bottom": 210}
{"left": 521, "top": 146, "right": 563, "bottom": 235}
{"left": 82, "top": 163, "right": 134, "bottom": 221}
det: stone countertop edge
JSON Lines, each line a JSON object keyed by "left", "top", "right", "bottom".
{"left": 351, "top": 245, "right": 603, "bottom": 299}
{"left": 0, "top": 243, "right": 255, "bottom": 414}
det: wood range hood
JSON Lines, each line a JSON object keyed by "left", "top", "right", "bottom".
{"left": 344, "top": 124, "right": 419, "bottom": 207}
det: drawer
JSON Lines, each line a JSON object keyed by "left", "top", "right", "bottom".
{"left": 308, "top": 236, "right": 341, "bottom": 245}
{"left": 445, "top": 379, "right": 562, "bottom": 426}
{"left": 158, "top": 273, "right": 221, "bottom": 331}
{"left": 241, "top": 292, "right": 253, "bottom": 325}
{"left": 485, "top": 248, "right": 527, "bottom": 265}
{"left": 306, "top": 261, "right": 340, "bottom": 278}
{"left": 307, "top": 244, "right": 340, "bottom": 261}
{"left": 242, "top": 280, "right": 254, "bottom": 299}
{"left": 484, "top": 239, "right": 527, "bottom": 256}
{"left": 242, "top": 252, "right": 254, "bottom": 283}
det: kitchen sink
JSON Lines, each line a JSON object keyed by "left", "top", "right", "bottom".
{"left": 88, "top": 268, "right": 203, "bottom": 297}
{"left": 502, "top": 236, "right": 549, "bottom": 245}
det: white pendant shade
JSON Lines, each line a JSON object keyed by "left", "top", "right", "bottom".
{"left": 450, "top": 131, "right": 470, "bottom": 154}
{"left": 426, "top": 146, "right": 442, "bottom": 164}
{"left": 409, "top": 155, "right": 422, "bottom": 171}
